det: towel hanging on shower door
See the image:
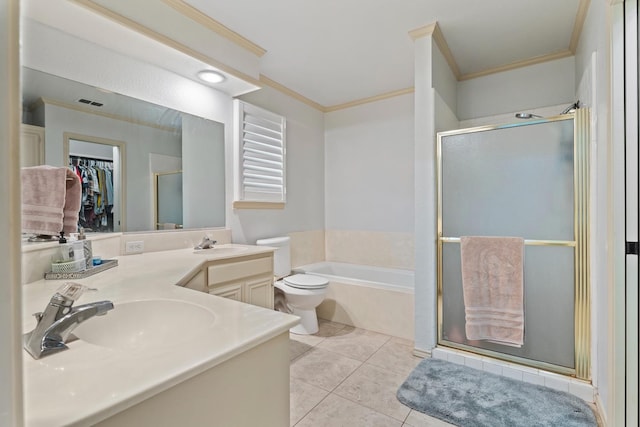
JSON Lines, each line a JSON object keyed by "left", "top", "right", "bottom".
{"left": 460, "top": 236, "right": 525, "bottom": 347}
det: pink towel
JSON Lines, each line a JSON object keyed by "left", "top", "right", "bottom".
{"left": 21, "top": 166, "right": 81, "bottom": 236}
{"left": 460, "top": 236, "right": 525, "bottom": 347}
{"left": 62, "top": 169, "right": 81, "bottom": 234}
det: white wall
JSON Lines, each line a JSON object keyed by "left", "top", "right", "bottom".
{"left": 231, "top": 86, "right": 326, "bottom": 244}
{"left": 457, "top": 56, "right": 576, "bottom": 120}
{"left": 42, "top": 103, "right": 182, "bottom": 232}
{"left": 574, "top": 0, "right": 614, "bottom": 422}
{"left": 325, "top": 93, "right": 414, "bottom": 233}
{"left": 1, "top": 1, "right": 23, "bottom": 424}
{"left": 69, "top": 139, "right": 114, "bottom": 160}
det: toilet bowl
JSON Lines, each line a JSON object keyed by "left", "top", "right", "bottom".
{"left": 275, "top": 274, "right": 328, "bottom": 335}
{"left": 255, "top": 236, "right": 329, "bottom": 335}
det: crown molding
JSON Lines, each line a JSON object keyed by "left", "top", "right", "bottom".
{"left": 68, "top": 0, "right": 262, "bottom": 88}
{"left": 410, "top": 0, "right": 590, "bottom": 82}
{"left": 409, "top": 22, "right": 461, "bottom": 79}
{"left": 458, "top": 49, "right": 574, "bottom": 81}
{"left": 258, "top": 75, "right": 326, "bottom": 111}
{"left": 324, "top": 87, "right": 415, "bottom": 113}
{"left": 408, "top": 22, "right": 437, "bottom": 40}
{"left": 259, "top": 75, "right": 415, "bottom": 113}
{"left": 570, "top": 0, "right": 591, "bottom": 53}
{"left": 162, "top": 0, "right": 266, "bottom": 57}
{"left": 431, "top": 22, "right": 461, "bottom": 79}
{"left": 38, "top": 97, "right": 180, "bottom": 132}
{"left": 68, "top": 0, "right": 592, "bottom": 114}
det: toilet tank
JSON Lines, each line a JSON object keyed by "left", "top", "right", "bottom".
{"left": 255, "top": 236, "right": 291, "bottom": 278}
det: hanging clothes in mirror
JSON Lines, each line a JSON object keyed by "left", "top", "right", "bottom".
{"left": 69, "top": 156, "right": 114, "bottom": 232}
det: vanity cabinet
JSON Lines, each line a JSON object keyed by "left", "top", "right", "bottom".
{"left": 184, "top": 253, "right": 274, "bottom": 309}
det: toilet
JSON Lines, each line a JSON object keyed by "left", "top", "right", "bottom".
{"left": 256, "top": 236, "right": 328, "bottom": 335}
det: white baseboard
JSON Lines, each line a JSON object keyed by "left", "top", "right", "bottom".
{"left": 594, "top": 392, "right": 608, "bottom": 426}
{"left": 412, "top": 348, "right": 431, "bottom": 358}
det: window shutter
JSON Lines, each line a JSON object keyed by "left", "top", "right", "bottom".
{"left": 233, "top": 100, "right": 286, "bottom": 206}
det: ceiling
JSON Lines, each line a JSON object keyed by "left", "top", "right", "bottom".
{"left": 183, "top": 0, "right": 586, "bottom": 108}
{"left": 25, "top": 0, "right": 587, "bottom": 111}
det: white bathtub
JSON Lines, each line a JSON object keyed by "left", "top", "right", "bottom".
{"left": 293, "top": 262, "right": 415, "bottom": 340}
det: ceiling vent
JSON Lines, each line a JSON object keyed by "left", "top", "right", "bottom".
{"left": 78, "top": 98, "right": 103, "bottom": 107}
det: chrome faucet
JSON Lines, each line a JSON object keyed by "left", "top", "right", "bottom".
{"left": 23, "top": 292, "right": 114, "bottom": 359}
{"left": 194, "top": 236, "right": 217, "bottom": 250}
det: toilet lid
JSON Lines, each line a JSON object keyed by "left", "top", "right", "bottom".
{"left": 284, "top": 274, "right": 328, "bottom": 289}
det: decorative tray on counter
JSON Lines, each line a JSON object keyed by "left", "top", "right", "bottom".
{"left": 44, "top": 259, "right": 118, "bottom": 280}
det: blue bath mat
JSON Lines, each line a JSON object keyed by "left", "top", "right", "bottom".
{"left": 397, "top": 358, "right": 596, "bottom": 427}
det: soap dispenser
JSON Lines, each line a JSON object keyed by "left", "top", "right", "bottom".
{"left": 78, "top": 227, "right": 93, "bottom": 270}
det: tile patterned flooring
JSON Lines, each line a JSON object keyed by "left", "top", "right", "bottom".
{"left": 289, "top": 320, "right": 454, "bottom": 426}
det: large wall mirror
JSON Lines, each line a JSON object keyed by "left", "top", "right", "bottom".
{"left": 21, "top": 67, "right": 226, "bottom": 234}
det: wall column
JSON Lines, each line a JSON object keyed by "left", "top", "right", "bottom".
{"left": 413, "top": 33, "right": 438, "bottom": 353}
{"left": 0, "top": 0, "right": 24, "bottom": 425}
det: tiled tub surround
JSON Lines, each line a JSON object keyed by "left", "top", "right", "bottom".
{"left": 21, "top": 245, "right": 298, "bottom": 426}
{"left": 296, "top": 262, "right": 415, "bottom": 340}
{"left": 288, "top": 230, "right": 326, "bottom": 268}
{"left": 325, "top": 230, "right": 415, "bottom": 270}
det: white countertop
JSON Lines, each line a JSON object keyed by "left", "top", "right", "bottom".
{"left": 21, "top": 244, "right": 299, "bottom": 427}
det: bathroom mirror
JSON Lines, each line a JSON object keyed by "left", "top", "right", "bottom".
{"left": 21, "top": 67, "right": 226, "bottom": 233}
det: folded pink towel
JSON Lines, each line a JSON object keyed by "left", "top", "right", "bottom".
{"left": 460, "top": 236, "right": 525, "bottom": 347}
{"left": 22, "top": 166, "right": 81, "bottom": 236}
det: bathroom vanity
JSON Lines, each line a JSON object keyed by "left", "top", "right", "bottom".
{"left": 182, "top": 249, "right": 275, "bottom": 309}
{"left": 21, "top": 244, "right": 298, "bottom": 426}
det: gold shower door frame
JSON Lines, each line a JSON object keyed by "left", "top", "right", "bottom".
{"left": 436, "top": 109, "right": 591, "bottom": 380}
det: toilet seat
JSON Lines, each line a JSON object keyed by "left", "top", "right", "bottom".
{"left": 283, "top": 273, "right": 328, "bottom": 290}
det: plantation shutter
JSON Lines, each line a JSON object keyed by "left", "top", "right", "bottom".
{"left": 233, "top": 100, "right": 286, "bottom": 207}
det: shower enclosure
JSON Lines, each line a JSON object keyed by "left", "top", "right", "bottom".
{"left": 437, "top": 109, "right": 590, "bottom": 380}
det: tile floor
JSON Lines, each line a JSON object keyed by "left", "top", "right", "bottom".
{"left": 289, "top": 320, "right": 603, "bottom": 427}
{"left": 288, "top": 320, "right": 454, "bottom": 427}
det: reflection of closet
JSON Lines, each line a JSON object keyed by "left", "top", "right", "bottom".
{"left": 69, "top": 155, "right": 114, "bottom": 232}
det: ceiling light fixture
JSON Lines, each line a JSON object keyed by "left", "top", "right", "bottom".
{"left": 197, "top": 70, "right": 226, "bottom": 84}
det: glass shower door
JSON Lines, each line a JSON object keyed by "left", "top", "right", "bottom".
{"left": 437, "top": 113, "right": 590, "bottom": 378}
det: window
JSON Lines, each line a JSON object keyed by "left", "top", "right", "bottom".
{"left": 233, "top": 100, "right": 286, "bottom": 209}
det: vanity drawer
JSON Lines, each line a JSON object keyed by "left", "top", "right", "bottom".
{"left": 207, "top": 256, "right": 273, "bottom": 286}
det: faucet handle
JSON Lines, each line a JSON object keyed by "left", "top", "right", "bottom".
{"left": 33, "top": 312, "right": 43, "bottom": 324}
{"left": 56, "top": 282, "right": 88, "bottom": 302}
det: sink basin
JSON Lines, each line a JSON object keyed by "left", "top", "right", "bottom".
{"left": 193, "top": 246, "right": 248, "bottom": 255}
{"left": 72, "top": 299, "right": 215, "bottom": 351}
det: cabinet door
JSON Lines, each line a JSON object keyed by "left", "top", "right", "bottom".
{"left": 209, "top": 282, "right": 243, "bottom": 302}
{"left": 245, "top": 276, "right": 274, "bottom": 309}
{"left": 20, "top": 124, "right": 44, "bottom": 167}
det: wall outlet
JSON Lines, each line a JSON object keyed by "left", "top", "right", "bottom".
{"left": 125, "top": 240, "right": 144, "bottom": 254}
